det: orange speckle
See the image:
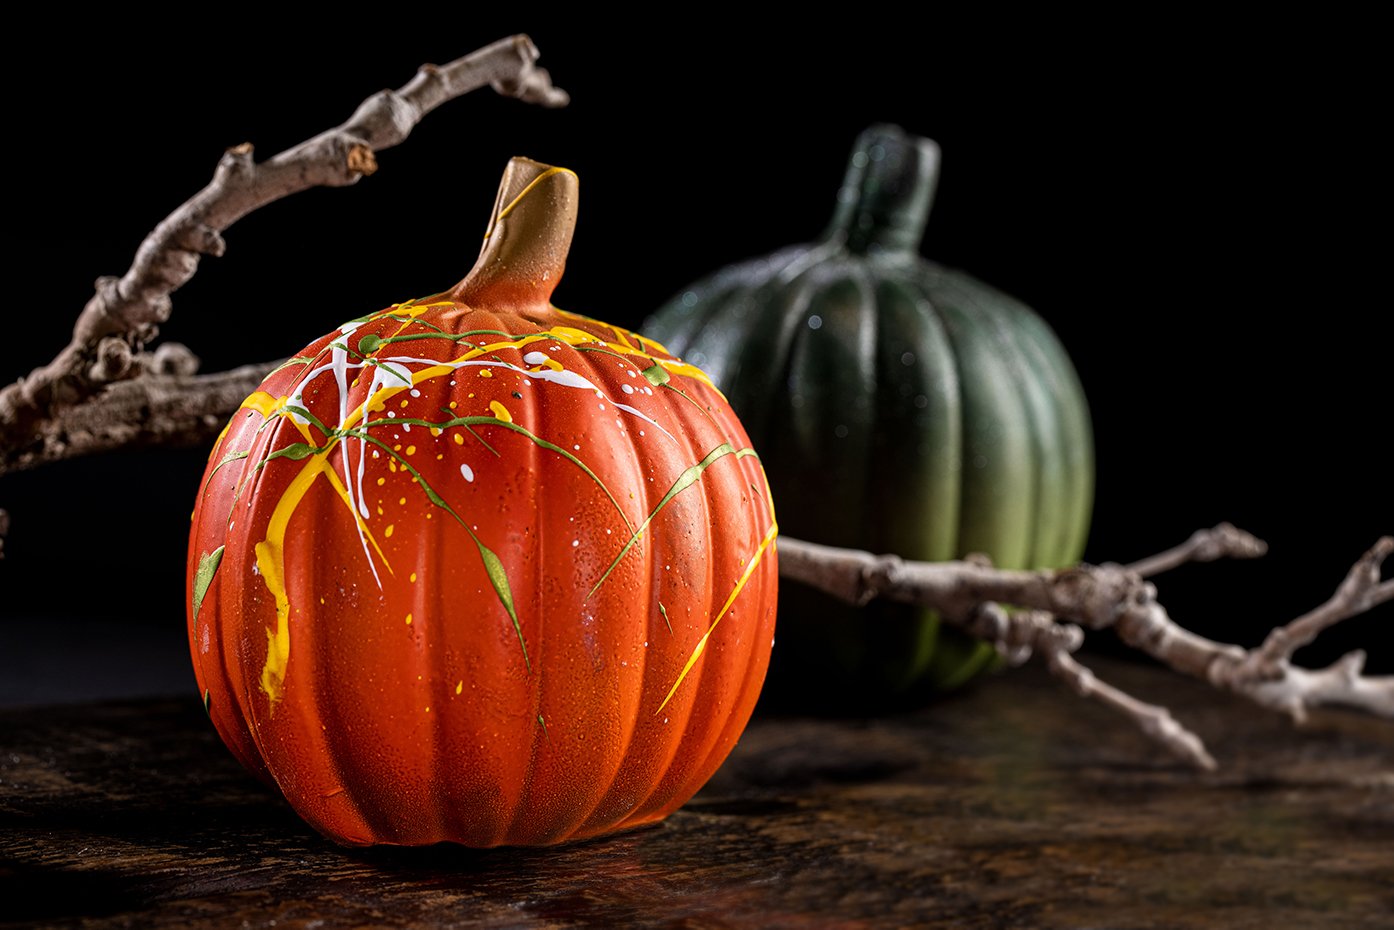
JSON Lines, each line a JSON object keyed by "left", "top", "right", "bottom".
{"left": 398, "top": 497, "right": 406, "bottom": 505}
{"left": 425, "top": 706, "right": 430, "bottom": 713}
{"left": 376, "top": 506, "right": 383, "bottom": 516}
{"left": 436, "top": 454, "right": 444, "bottom": 460}
{"left": 385, "top": 524, "right": 395, "bottom": 538}
{"left": 455, "top": 681, "right": 463, "bottom": 694}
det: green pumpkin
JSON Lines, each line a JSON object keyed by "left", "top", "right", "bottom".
{"left": 643, "top": 125, "right": 1094, "bottom": 708}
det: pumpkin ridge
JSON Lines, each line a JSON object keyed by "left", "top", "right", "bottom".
{"left": 929, "top": 269, "right": 1090, "bottom": 568}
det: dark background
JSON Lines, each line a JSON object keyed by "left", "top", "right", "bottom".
{"left": 1, "top": 13, "right": 1388, "bottom": 703}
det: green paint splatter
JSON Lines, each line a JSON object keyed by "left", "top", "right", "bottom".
{"left": 463, "top": 424, "right": 500, "bottom": 457}
{"left": 659, "top": 601, "right": 672, "bottom": 634}
{"left": 359, "top": 433, "right": 530, "bottom": 672}
{"left": 474, "top": 537, "right": 527, "bottom": 672}
{"left": 588, "top": 443, "right": 758, "bottom": 598}
{"left": 202, "top": 449, "right": 250, "bottom": 494}
{"left": 364, "top": 414, "right": 632, "bottom": 532}
{"left": 203, "top": 689, "right": 212, "bottom": 716}
{"left": 192, "top": 546, "right": 225, "bottom": 621}
{"left": 358, "top": 333, "right": 383, "bottom": 355}
{"left": 641, "top": 362, "right": 670, "bottom": 386}
{"left": 261, "top": 441, "right": 321, "bottom": 463}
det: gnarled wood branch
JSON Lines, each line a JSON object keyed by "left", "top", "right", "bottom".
{"left": 0, "top": 35, "right": 567, "bottom": 475}
{"left": 778, "top": 528, "right": 1392, "bottom": 768}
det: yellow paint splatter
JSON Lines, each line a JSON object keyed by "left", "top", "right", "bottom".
{"left": 406, "top": 445, "right": 417, "bottom": 456}
{"left": 430, "top": 427, "right": 442, "bottom": 437}
{"left": 478, "top": 369, "right": 493, "bottom": 379}
{"left": 410, "top": 572, "right": 418, "bottom": 583}
{"left": 489, "top": 400, "right": 513, "bottom": 423}
{"left": 657, "top": 519, "right": 780, "bottom": 714}
{"left": 400, "top": 399, "right": 410, "bottom": 408}
{"left": 454, "top": 433, "right": 464, "bottom": 445}
{"left": 456, "top": 681, "right": 463, "bottom": 694}
{"left": 398, "top": 497, "right": 406, "bottom": 506}
{"left": 385, "top": 524, "right": 395, "bottom": 538}
{"left": 449, "top": 401, "right": 458, "bottom": 410}
{"left": 405, "top": 613, "right": 413, "bottom": 625}
{"left": 376, "top": 477, "right": 385, "bottom": 486}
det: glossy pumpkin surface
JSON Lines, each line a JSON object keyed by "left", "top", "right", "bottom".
{"left": 186, "top": 159, "right": 779, "bottom": 847}
{"left": 645, "top": 126, "right": 1091, "bottom": 707}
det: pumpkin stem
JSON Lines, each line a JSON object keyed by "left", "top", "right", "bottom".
{"left": 823, "top": 125, "right": 940, "bottom": 256}
{"left": 451, "top": 157, "right": 579, "bottom": 310}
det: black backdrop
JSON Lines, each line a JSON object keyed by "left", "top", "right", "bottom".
{"left": 2, "top": 13, "right": 1389, "bottom": 700}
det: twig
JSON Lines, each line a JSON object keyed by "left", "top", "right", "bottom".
{"left": 0, "top": 35, "right": 566, "bottom": 475}
{"left": 778, "top": 528, "right": 1392, "bottom": 768}
{"left": 29, "top": 357, "right": 283, "bottom": 464}
{"left": 968, "top": 603, "right": 1217, "bottom": 769}
{"left": 1125, "top": 521, "right": 1267, "bottom": 576}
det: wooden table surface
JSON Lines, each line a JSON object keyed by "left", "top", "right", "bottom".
{"left": 2, "top": 655, "right": 1390, "bottom": 929}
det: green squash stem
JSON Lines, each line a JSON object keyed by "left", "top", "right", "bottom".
{"left": 823, "top": 124, "right": 941, "bottom": 256}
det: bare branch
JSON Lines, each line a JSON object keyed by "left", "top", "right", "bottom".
{"left": 1125, "top": 521, "right": 1268, "bottom": 577}
{"left": 778, "top": 530, "right": 1392, "bottom": 768}
{"left": 969, "top": 604, "right": 1216, "bottom": 769}
{"left": 5, "top": 360, "right": 283, "bottom": 472}
{"left": 0, "top": 36, "right": 566, "bottom": 475}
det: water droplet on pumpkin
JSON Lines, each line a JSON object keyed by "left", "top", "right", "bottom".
{"left": 808, "top": 315, "right": 823, "bottom": 330}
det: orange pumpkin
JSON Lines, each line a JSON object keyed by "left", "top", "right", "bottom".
{"left": 186, "top": 158, "right": 779, "bottom": 847}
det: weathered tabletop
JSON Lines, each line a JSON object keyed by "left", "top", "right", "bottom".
{"left": 2, "top": 655, "right": 1390, "bottom": 929}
